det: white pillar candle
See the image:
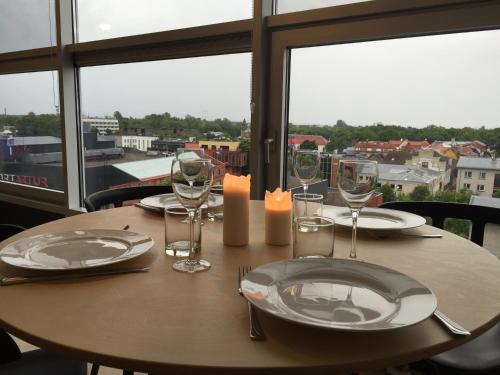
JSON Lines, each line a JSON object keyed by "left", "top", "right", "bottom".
{"left": 223, "top": 174, "right": 251, "bottom": 246}
{"left": 265, "top": 188, "right": 292, "bottom": 246}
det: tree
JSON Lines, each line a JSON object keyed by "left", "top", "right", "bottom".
{"left": 493, "top": 190, "right": 500, "bottom": 198}
{"left": 113, "top": 111, "right": 123, "bottom": 121}
{"left": 378, "top": 183, "right": 396, "bottom": 202}
{"left": 409, "top": 185, "right": 431, "bottom": 201}
{"left": 238, "top": 139, "right": 250, "bottom": 152}
{"left": 300, "top": 140, "right": 318, "bottom": 150}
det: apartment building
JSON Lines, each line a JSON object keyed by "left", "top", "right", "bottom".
{"left": 116, "top": 135, "right": 159, "bottom": 152}
{"left": 405, "top": 149, "right": 453, "bottom": 189}
{"left": 456, "top": 157, "right": 500, "bottom": 197}
{"left": 81, "top": 118, "right": 120, "bottom": 135}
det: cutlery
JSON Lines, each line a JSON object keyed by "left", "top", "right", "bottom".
{"left": 238, "top": 266, "right": 266, "bottom": 341}
{"left": 433, "top": 310, "right": 471, "bottom": 336}
{"left": 0, "top": 267, "right": 150, "bottom": 286}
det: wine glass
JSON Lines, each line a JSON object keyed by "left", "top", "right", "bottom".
{"left": 293, "top": 149, "right": 321, "bottom": 218}
{"left": 337, "top": 160, "right": 378, "bottom": 259}
{"left": 293, "top": 149, "right": 320, "bottom": 195}
{"left": 171, "top": 156, "right": 213, "bottom": 273}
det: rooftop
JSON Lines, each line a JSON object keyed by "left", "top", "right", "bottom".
{"left": 377, "top": 163, "right": 441, "bottom": 184}
{"left": 6, "top": 136, "right": 61, "bottom": 146}
{"left": 470, "top": 196, "right": 500, "bottom": 209}
{"left": 288, "top": 134, "right": 328, "bottom": 146}
{"left": 456, "top": 157, "right": 500, "bottom": 171}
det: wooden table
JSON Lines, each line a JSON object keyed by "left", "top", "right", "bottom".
{"left": 1, "top": 201, "right": 499, "bottom": 374}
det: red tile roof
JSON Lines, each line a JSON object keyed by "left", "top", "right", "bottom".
{"left": 288, "top": 134, "right": 328, "bottom": 146}
{"left": 354, "top": 141, "right": 402, "bottom": 150}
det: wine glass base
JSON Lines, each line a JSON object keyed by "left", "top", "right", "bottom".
{"left": 172, "top": 259, "right": 211, "bottom": 273}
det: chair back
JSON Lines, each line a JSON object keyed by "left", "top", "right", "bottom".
{"left": 85, "top": 185, "right": 173, "bottom": 212}
{"left": 379, "top": 201, "right": 500, "bottom": 246}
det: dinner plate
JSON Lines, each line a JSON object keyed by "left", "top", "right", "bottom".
{"left": 322, "top": 206, "right": 426, "bottom": 230}
{"left": 140, "top": 193, "right": 180, "bottom": 209}
{"left": 140, "top": 193, "right": 207, "bottom": 211}
{"left": 0, "top": 229, "right": 154, "bottom": 270}
{"left": 241, "top": 258, "right": 436, "bottom": 331}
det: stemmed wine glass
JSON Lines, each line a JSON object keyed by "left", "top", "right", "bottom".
{"left": 171, "top": 156, "right": 213, "bottom": 273}
{"left": 337, "top": 160, "right": 378, "bottom": 259}
{"left": 293, "top": 149, "right": 320, "bottom": 196}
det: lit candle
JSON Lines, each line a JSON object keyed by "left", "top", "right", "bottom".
{"left": 223, "top": 173, "right": 251, "bottom": 246}
{"left": 265, "top": 188, "right": 292, "bottom": 246}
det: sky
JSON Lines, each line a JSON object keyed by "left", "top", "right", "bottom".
{"left": 1, "top": 0, "right": 499, "bottom": 129}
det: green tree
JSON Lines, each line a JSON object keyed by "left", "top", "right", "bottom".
{"left": 378, "top": 183, "right": 396, "bottom": 202}
{"left": 493, "top": 190, "right": 500, "bottom": 198}
{"left": 409, "top": 185, "right": 431, "bottom": 201}
{"left": 300, "top": 140, "right": 318, "bottom": 150}
{"left": 238, "top": 139, "right": 251, "bottom": 152}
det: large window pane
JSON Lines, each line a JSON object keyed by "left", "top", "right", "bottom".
{"left": 77, "top": 0, "right": 252, "bottom": 42}
{"left": 80, "top": 53, "right": 251, "bottom": 196}
{"left": 286, "top": 30, "right": 500, "bottom": 249}
{"left": 275, "top": 0, "right": 372, "bottom": 14}
{"left": 0, "top": 0, "right": 56, "bottom": 53}
{"left": 0, "top": 71, "right": 63, "bottom": 191}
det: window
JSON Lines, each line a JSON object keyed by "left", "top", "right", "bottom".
{"left": 464, "top": 171, "right": 473, "bottom": 179}
{"left": 275, "top": 0, "right": 372, "bottom": 14}
{"left": 76, "top": 0, "right": 252, "bottom": 42}
{"left": 79, "top": 53, "right": 251, "bottom": 196}
{"left": 0, "top": 71, "right": 63, "bottom": 192}
{"left": 464, "top": 183, "right": 471, "bottom": 189}
{"left": 421, "top": 162, "right": 429, "bottom": 169}
{"left": 478, "top": 184, "right": 485, "bottom": 192}
{"left": 479, "top": 172, "right": 487, "bottom": 179}
{"left": 0, "top": 0, "right": 56, "bottom": 53}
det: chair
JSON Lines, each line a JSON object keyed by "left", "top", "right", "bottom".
{"left": 0, "top": 225, "right": 87, "bottom": 375}
{"left": 85, "top": 185, "right": 173, "bottom": 212}
{"left": 379, "top": 200, "right": 500, "bottom": 373}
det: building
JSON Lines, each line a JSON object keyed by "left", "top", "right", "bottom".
{"left": 288, "top": 134, "right": 328, "bottom": 152}
{"left": 205, "top": 149, "right": 248, "bottom": 176}
{"left": 376, "top": 164, "right": 442, "bottom": 195}
{"left": 116, "top": 135, "right": 159, "bottom": 152}
{"left": 405, "top": 149, "right": 453, "bottom": 190}
{"left": 197, "top": 140, "right": 240, "bottom": 151}
{"left": 82, "top": 118, "right": 120, "bottom": 135}
{"left": 319, "top": 153, "right": 333, "bottom": 187}
{"left": 456, "top": 157, "right": 500, "bottom": 197}
{"left": 353, "top": 140, "right": 403, "bottom": 153}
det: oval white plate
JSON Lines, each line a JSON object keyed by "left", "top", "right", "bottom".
{"left": 322, "top": 206, "right": 426, "bottom": 230}
{"left": 140, "top": 193, "right": 207, "bottom": 210}
{"left": 241, "top": 258, "right": 436, "bottom": 331}
{"left": 0, "top": 229, "right": 154, "bottom": 270}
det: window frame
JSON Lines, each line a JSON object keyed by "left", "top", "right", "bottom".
{"left": 266, "top": 0, "right": 500, "bottom": 190}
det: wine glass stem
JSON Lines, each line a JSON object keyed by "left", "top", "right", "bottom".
{"left": 188, "top": 209, "right": 197, "bottom": 262}
{"left": 350, "top": 209, "right": 360, "bottom": 259}
{"left": 303, "top": 183, "right": 309, "bottom": 216}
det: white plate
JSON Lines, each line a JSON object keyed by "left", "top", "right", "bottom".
{"left": 140, "top": 193, "right": 180, "bottom": 209}
{"left": 140, "top": 193, "right": 207, "bottom": 211}
{"left": 241, "top": 258, "right": 436, "bottom": 331}
{"left": 0, "top": 229, "right": 154, "bottom": 270}
{"left": 322, "top": 206, "right": 426, "bottom": 230}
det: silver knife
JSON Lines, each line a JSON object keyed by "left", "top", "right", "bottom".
{"left": 0, "top": 267, "right": 150, "bottom": 286}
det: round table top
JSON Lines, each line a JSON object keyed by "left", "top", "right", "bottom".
{"left": 1, "top": 201, "right": 499, "bottom": 374}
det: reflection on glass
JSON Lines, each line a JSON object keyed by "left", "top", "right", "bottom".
{"left": 77, "top": 0, "right": 252, "bottom": 42}
{"left": 0, "top": 0, "right": 56, "bottom": 53}
{"left": 0, "top": 71, "right": 63, "bottom": 191}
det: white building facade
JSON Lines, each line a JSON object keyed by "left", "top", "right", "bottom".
{"left": 456, "top": 157, "right": 500, "bottom": 197}
{"left": 116, "top": 135, "right": 159, "bottom": 152}
{"left": 82, "top": 118, "right": 120, "bottom": 135}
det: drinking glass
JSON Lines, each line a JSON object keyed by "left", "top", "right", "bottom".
{"left": 207, "top": 185, "right": 224, "bottom": 221}
{"left": 171, "top": 157, "right": 213, "bottom": 273}
{"left": 293, "top": 216, "right": 335, "bottom": 258}
{"left": 176, "top": 147, "right": 205, "bottom": 159}
{"left": 293, "top": 193, "right": 323, "bottom": 219}
{"left": 337, "top": 160, "right": 378, "bottom": 259}
{"left": 293, "top": 149, "right": 320, "bottom": 196}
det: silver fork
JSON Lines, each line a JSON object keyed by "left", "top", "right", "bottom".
{"left": 238, "top": 266, "right": 266, "bottom": 341}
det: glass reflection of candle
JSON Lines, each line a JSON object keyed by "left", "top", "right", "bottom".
{"left": 265, "top": 188, "right": 292, "bottom": 246}
{"left": 223, "top": 173, "right": 251, "bottom": 246}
